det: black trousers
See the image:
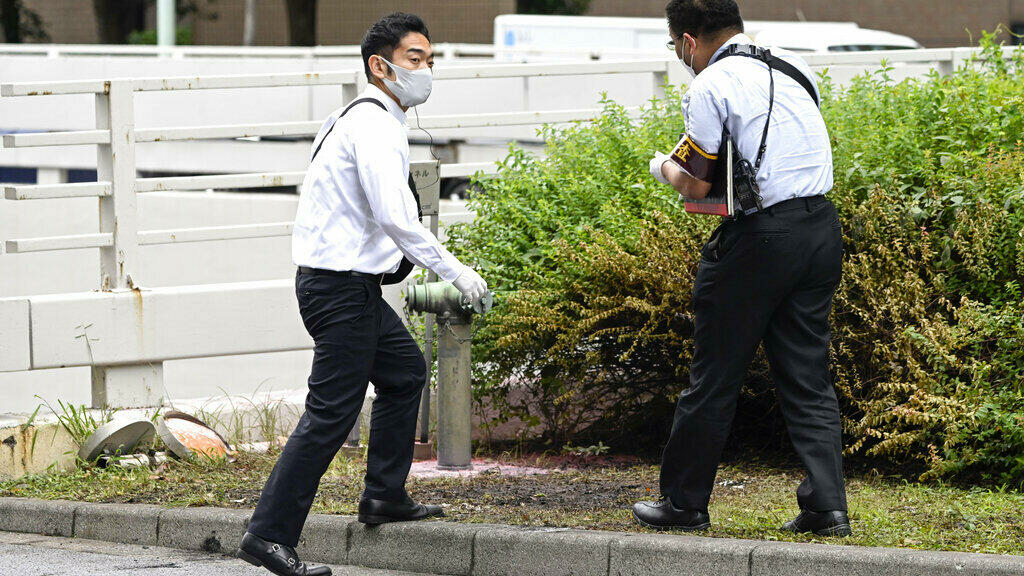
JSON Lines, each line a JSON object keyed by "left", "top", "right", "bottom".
{"left": 660, "top": 195, "right": 848, "bottom": 513}
{"left": 248, "top": 271, "right": 426, "bottom": 547}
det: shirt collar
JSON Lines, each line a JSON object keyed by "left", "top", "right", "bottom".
{"left": 710, "top": 33, "right": 753, "bottom": 66}
{"left": 363, "top": 83, "right": 407, "bottom": 125}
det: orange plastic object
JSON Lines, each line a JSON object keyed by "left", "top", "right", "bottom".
{"left": 157, "top": 411, "right": 234, "bottom": 460}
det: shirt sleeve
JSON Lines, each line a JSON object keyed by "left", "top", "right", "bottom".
{"left": 683, "top": 80, "right": 726, "bottom": 156}
{"left": 352, "top": 117, "right": 466, "bottom": 283}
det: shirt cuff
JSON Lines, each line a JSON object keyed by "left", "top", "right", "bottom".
{"left": 435, "top": 259, "right": 465, "bottom": 284}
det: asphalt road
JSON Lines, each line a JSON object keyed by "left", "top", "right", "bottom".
{"left": 0, "top": 531, "right": 427, "bottom": 576}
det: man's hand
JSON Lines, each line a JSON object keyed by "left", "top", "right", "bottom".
{"left": 453, "top": 267, "right": 488, "bottom": 309}
{"left": 649, "top": 152, "right": 672, "bottom": 185}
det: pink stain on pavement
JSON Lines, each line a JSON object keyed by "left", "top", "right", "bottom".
{"left": 409, "top": 459, "right": 555, "bottom": 479}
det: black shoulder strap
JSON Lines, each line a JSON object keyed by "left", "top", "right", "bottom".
{"left": 715, "top": 44, "right": 819, "bottom": 107}
{"left": 309, "top": 97, "right": 388, "bottom": 162}
{"left": 381, "top": 174, "right": 420, "bottom": 286}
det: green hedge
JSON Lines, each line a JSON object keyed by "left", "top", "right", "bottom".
{"left": 446, "top": 36, "right": 1024, "bottom": 485}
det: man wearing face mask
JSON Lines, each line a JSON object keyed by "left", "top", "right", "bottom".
{"left": 633, "top": 0, "right": 850, "bottom": 537}
{"left": 237, "top": 12, "right": 488, "bottom": 576}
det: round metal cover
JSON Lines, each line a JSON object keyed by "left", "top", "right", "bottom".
{"left": 78, "top": 418, "right": 157, "bottom": 462}
{"left": 157, "top": 411, "right": 233, "bottom": 460}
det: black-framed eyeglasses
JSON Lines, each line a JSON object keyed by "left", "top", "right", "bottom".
{"left": 666, "top": 39, "right": 676, "bottom": 50}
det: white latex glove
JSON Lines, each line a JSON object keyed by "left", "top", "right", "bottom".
{"left": 649, "top": 152, "right": 672, "bottom": 186}
{"left": 452, "top": 267, "right": 488, "bottom": 309}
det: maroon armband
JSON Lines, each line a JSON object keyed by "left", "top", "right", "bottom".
{"left": 668, "top": 135, "right": 718, "bottom": 182}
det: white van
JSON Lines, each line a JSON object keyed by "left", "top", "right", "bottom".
{"left": 752, "top": 25, "right": 922, "bottom": 53}
{"left": 492, "top": 14, "right": 921, "bottom": 58}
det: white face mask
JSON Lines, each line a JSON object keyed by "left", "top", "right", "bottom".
{"left": 680, "top": 37, "right": 697, "bottom": 78}
{"left": 378, "top": 56, "right": 433, "bottom": 107}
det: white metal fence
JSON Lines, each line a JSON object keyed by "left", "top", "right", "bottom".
{"left": 0, "top": 59, "right": 677, "bottom": 275}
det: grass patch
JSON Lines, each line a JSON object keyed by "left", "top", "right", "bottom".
{"left": 2, "top": 451, "right": 1022, "bottom": 555}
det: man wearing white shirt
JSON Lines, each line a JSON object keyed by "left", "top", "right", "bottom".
{"left": 239, "top": 13, "right": 487, "bottom": 576}
{"left": 633, "top": 0, "right": 849, "bottom": 537}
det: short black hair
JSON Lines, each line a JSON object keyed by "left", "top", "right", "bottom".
{"left": 665, "top": 0, "right": 744, "bottom": 39}
{"left": 361, "top": 12, "right": 431, "bottom": 81}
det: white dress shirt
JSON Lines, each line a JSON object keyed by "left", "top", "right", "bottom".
{"left": 683, "top": 34, "right": 833, "bottom": 208}
{"left": 292, "top": 84, "right": 465, "bottom": 282}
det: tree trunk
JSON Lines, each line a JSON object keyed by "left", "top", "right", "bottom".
{"left": 284, "top": 0, "right": 316, "bottom": 47}
{"left": 92, "top": 0, "right": 147, "bottom": 44}
{"left": 243, "top": 0, "right": 258, "bottom": 46}
{"left": 1, "top": 0, "right": 23, "bottom": 43}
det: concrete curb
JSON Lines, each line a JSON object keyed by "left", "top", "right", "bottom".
{"left": 0, "top": 498, "right": 1022, "bottom": 576}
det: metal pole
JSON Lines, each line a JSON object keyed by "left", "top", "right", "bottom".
{"left": 243, "top": 0, "right": 258, "bottom": 46}
{"left": 436, "top": 315, "right": 472, "bottom": 470}
{"left": 92, "top": 80, "right": 163, "bottom": 409}
{"left": 157, "top": 0, "right": 176, "bottom": 47}
{"left": 418, "top": 212, "right": 440, "bottom": 444}
{"left": 419, "top": 309, "right": 435, "bottom": 443}
{"left": 96, "top": 81, "right": 139, "bottom": 291}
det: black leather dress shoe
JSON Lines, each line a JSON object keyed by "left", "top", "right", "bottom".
{"left": 781, "top": 509, "right": 852, "bottom": 537}
{"left": 237, "top": 532, "right": 332, "bottom": 576}
{"left": 358, "top": 496, "right": 445, "bottom": 525}
{"left": 632, "top": 497, "right": 711, "bottom": 532}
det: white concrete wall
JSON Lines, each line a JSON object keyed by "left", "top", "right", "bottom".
{"left": 0, "top": 191, "right": 473, "bottom": 415}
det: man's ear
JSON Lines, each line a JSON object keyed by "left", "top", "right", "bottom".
{"left": 368, "top": 54, "right": 391, "bottom": 81}
{"left": 682, "top": 33, "right": 696, "bottom": 54}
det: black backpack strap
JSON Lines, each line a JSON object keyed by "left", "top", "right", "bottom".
{"left": 309, "top": 97, "right": 388, "bottom": 162}
{"left": 715, "top": 44, "right": 819, "bottom": 107}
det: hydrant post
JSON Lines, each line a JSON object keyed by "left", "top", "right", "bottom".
{"left": 403, "top": 280, "right": 491, "bottom": 469}
{"left": 406, "top": 281, "right": 492, "bottom": 471}
{"left": 436, "top": 313, "right": 473, "bottom": 470}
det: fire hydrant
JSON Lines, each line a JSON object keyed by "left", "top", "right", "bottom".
{"left": 406, "top": 282, "right": 493, "bottom": 470}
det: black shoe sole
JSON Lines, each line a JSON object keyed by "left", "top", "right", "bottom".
{"left": 781, "top": 523, "right": 853, "bottom": 537}
{"left": 358, "top": 510, "right": 445, "bottom": 526}
{"left": 237, "top": 549, "right": 263, "bottom": 567}
{"left": 813, "top": 523, "right": 852, "bottom": 537}
{"left": 631, "top": 510, "right": 711, "bottom": 532}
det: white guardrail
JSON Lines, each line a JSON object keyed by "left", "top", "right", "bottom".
{"left": 0, "top": 46, "right": 1014, "bottom": 409}
{"left": 0, "top": 42, "right": 1008, "bottom": 69}
{"left": 0, "top": 42, "right": 671, "bottom": 61}
{"left": 0, "top": 60, "right": 677, "bottom": 266}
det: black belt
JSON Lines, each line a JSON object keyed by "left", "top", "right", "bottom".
{"left": 297, "top": 266, "right": 384, "bottom": 283}
{"left": 760, "top": 194, "right": 828, "bottom": 216}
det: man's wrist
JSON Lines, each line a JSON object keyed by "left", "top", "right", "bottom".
{"left": 442, "top": 262, "right": 467, "bottom": 284}
{"left": 660, "top": 161, "right": 675, "bottom": 185}
{"left": 650, "top": 153, "right": 672, "bottom": 185}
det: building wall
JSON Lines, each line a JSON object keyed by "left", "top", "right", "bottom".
{"left": 587, "top": 0, "right": 1024, "bottom": 48}
{"left": 17, "top": 0, "right": 515, "bottom": 46}
{"left": 12, "top": 0, "right": 1023, "bottom": 47}
{"left": 16, "top": 0, "right": 97, "bottom": 44}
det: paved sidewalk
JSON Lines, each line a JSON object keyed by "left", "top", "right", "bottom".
{"left": 0, "top": 497, "right": 1022, "bottom": 576}
{"left": 0, "top": 531, "right": 427, "bottom": 576}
